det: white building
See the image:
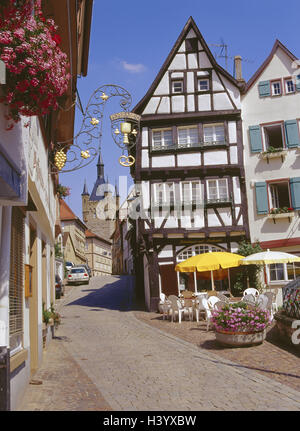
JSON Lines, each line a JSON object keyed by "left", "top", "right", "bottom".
{"left": 241, "top": 39, "right": 300, "bottom": 304}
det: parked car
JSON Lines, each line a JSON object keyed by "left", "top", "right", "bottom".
{"left": 67, "top": 267, "right": 89, "bottom": 285}
{"left": 76, "top": 264, "right": 92, "bottom": 277}
{"left": 65, "top": 261, "right": 74, "bottom": 272}
{"left": 55, "top": 274, "right": 64, "bottom": 299}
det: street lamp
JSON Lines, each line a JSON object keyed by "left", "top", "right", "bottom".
{"left": 52, "top": 85, "right": 141, "bottom": 173}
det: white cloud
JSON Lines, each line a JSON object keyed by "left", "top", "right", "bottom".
{"left": 121, "top": 61, "right": 146, "bottom": 73}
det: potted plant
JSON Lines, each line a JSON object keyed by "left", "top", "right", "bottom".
{"left": 211, "top": 301, "right": 272, "bottom": 347}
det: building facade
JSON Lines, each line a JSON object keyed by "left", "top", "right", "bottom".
{"left": 82, "top": 154, "right": 119, "bottom": 242}
{"left": 85, "top": 229, "right": 112, "bottom": 276}
{"left": 0, "top": 0, "right": 93, "bottom": 410}
{"left": 60, "top": 199, "right": 87, "bottom": 266}
{"left": 241, "top": 40, "right": 300, "bottom": 304}
{"left": 132, "top": 17, "right": 250, "bottom": 311}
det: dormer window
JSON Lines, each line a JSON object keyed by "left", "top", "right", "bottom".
{"left": 172, "top": 80, "right": 183, "bottom": 93}
{"left": 198, "top": 79, "right": 209, "bottom": 91}
{"left": 271, "top": 80, "right": 281, "bottom": 96}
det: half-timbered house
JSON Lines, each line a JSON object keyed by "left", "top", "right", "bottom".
{"left": 132, "top": 17, "right": 250, "bottom": 311}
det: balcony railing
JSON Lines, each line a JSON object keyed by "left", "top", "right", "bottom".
{"left": 151, "top": 140, "right": 227, "bottom": 152}
{"left": 204, "top": 197, "right": 232, "bottom": 207}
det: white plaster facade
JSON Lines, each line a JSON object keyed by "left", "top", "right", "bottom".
{"left": 241, "top": 41, "right": 300, "bottom": 299}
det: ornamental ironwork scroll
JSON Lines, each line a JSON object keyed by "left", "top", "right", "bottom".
{"left": 52, "top": 84, "right": 140, "bottom": 173}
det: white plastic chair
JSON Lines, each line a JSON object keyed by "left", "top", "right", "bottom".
{"left": 200, "top": 297, "right": 213, "bottom": 331}
{"left": 243, "top": 288, "right": 259, "bottom": 299}
{"left": 168, "top": 295, "right": 189, "bottom": 323}
{"left": 242, "top": 293, "right": 256, "bottom": 305}
{"left": 207, "top": 296, "right": 220, "bottom": 309}
{"left": 257, "top": 293, "right": 274, "bottom": 320}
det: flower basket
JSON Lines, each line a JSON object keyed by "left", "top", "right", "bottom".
{"left": 0, "top": 0, "right": 70, "bottom": 126}
{"left": 211, "top": 302, "right": 271, "bottom": 347}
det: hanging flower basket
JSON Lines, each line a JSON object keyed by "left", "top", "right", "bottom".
{"left": 0, "top": 0, "right": 70, "bottom": 127}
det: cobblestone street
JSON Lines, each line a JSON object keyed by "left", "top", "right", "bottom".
{"left": 18, "top": 275, "right": 300, "bottom": 411}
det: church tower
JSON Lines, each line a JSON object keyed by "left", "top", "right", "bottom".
{"left": 81, "top": 154, "right": 118, "bottom": 241}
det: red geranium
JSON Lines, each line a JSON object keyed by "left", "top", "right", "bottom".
{"left": 0, "top": 0, "right": 70, "bottom": 127}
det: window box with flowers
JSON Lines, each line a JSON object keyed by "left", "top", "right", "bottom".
{"left": 211, "top": 302, "right": 272, "bottom": 347}
{"left": 0, "top": 0, "right": 70, "bottom": 128}
{"left": 260, "top": 146, "right": 287, "bottom": 163}
{"left": 267, "top": 207, "right": 295, "bottom": 223}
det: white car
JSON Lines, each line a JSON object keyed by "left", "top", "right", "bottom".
{"left": 67, "top": 267, "right": 89, "bottom": 285}
{"left": 65, "top": 261, "right": 74, "bottom": 272}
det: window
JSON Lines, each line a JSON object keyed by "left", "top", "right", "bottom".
{"left": 285, "top": 79, "right": 295, "bottom": 94}
{"left": 207, "top": 179, "right": 229, "bottom": 202}
{"left": 185, "top": 38, "right": 198, "bottom": 52}
{"left": 203, "top": 123, "right": 225, "bottom": 146}
{"left": 263, "top": 123, "right": 284, "bottom": 150}
{"left": 269, "top": 263, "right": 285, "bottom": 281}
{"left": 198, "top": 79, "right": 209, "bottom": 91}
{"left": 172, "top": 80, "right": 183, "bottom": 93}
{"left": 153, "top": 182, "right": 175, "bottom": 206}
{"left": 271, "top": 80, "right": 281, "bottom": 96}
{"left": 269, "top": 181, "right": 291, "bottom": 210}
{"left": 180, "top": 181, "right": 201, "bottom": 204}
{"left": 9, "top": 207, "right": 25, "bottom": 354}
{"left": 268, "top": 261, "right": 300, "bottom": 282}
{"left": 152, "top": 128, "right": 173, "bottom": 150}
{"left": 177, "top": 126, "right": 198, "bottom": 148}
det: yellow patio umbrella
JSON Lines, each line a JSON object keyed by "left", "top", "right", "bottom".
{"left": 175, "top": 251, "right": 245, "bottom": 291}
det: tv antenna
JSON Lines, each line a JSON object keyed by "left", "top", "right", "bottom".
{"left": 208, "top": 39, "right": 254, "bottom": 74}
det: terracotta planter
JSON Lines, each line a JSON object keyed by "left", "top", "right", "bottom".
{"left": 215, "top": 329, "right": 266, "bottom": 347}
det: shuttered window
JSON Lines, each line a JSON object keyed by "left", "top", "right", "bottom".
{"left": 290, "top": 177, "right": 300, "bottom": 210}
{"left": 249, "top": 125, "right": 262, "bottom": 152}
{"left": 258, "top": 80, "right": 271, "bottom": 97}
{"left": 255, "top": 182, "right": 268, "bottom": 214}
{"left": 9, "top": 207, "right": 24, "bottom": 354}
{"left": 284, "top": 120, "right": 300, "bottom": 148}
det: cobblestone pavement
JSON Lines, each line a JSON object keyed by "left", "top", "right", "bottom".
{"left": 18, "top": 275, "right": 300, "bottom": 411}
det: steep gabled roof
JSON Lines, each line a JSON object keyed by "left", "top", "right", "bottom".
{"left": 59, "top": 199, "right": 87, "bottom": 230}
{"left": 244, "top": 39, "right": 298, "bottom": 93}
{"left": 133, "top": 16, "right": 240, "bottom": 114}
{"left": 85, "top": 229, "right": 112, "bottom": 245}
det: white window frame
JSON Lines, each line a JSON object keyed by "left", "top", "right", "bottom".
{"left": 267, "top": 261, "right": 300, "bottom": 283}
{"left": 206, "top": 178, "right": 229, "bottom": 202}
{"left": 284, "top": 78, "right": 295, "bottom": 94}
{"left": 180, "top": 181, "right": 201, "bottom": 204}
{"left": 262, "top": 122, "right": 285, "bottom": 151}
{"left": 268, "top": 180, "right": 292, "bottom": 211}
{"left": 172, "top": 80, "right": 183, "bottom": 93}
{"left": 271, "top": 80, "right": 282, "bottom": 96}
{"left": 203, "top": 123, "right": 225, "bottom": 145}
{"left": 153, "top": 182, "right": 175, "bottom": 205}
{"left": 198, "top": 79, "right": 209, "bottom": 91}
{"left": 177, "top": 126, "right": 198, "bottom": 148}
{"left": 152, "top": 128, "right": 173, "bottom": 150}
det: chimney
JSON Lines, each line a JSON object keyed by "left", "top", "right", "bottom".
{"left": 234, "top": 55, "right": 244, "bottom": 82}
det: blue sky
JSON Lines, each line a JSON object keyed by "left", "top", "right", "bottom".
{"left": 61, "top": 0, "right": 300, "bottom": 217}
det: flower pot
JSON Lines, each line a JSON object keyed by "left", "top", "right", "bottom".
{"left": 215, "top": 329, "right": 266, "bottom": 347}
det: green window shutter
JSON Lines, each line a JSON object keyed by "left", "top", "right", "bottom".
{"left": 296, "top": 74, "right": 300, "bottom": 92}
{"left": 258, "top": 80, "right": 270, "bottom": 97}
{"left": 255, "top": 182, "right": 268, "bottom": 214}
{"left": 290, "top": 178, "right": 300, "bottom": 210}
{"left": 249, "top": 125, "right": 262, "bottom": 153}
{"left": 285, "top": 120, "right": 300, "bottom": 148}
